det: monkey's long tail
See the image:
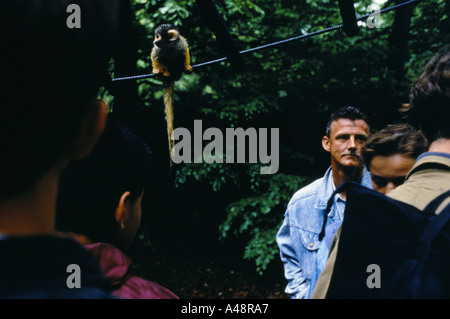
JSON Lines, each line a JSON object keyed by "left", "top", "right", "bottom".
{"left": 163, "top": 81, "right": 175, "bottom": 165}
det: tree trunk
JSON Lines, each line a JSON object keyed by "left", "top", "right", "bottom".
{"left": 383, "top": 1, "right": 417, "bottom": 122}
{"left": 110, "top": 0, "right": 140, "bottom": 128}
{"left": 386, "top": 1, "right": 415, "bottom": 80}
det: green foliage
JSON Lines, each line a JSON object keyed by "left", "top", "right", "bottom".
{"left": 129, "top": 0, "right": 449, "bottom": 274}
{"left": 219, "top": 172, "right": 308, "bottom": 274}
{"left": 174, "top": 161, "right": 241, "bottom": 192}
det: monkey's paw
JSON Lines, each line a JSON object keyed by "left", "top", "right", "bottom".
{"left": 185, "top": 65, "right": 193, "bottom": 74}
{"left": 153, "top": 68, "right": 172, "bottom": 79}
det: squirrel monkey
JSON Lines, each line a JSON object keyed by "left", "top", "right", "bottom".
{"left": 150, "top": 24, "right": 193, "bottom": 164}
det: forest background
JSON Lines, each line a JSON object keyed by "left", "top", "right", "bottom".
{"left": 102, "top": 0, "right": 449, "bottom": 298}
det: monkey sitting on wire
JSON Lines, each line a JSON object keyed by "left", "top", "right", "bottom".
{"left": 150, "top": 24, "right": 193, "bottom": 164}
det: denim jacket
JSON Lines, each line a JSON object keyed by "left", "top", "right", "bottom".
{"left": 276, "top": 166, "right": 372, "bottom": 299}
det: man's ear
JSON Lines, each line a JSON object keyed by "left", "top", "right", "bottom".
{"left": 66, "top": 100, "right": 108, "bottom": 161}
{"left": 168, "top": 29, "right": 179, "bottom": 41}
{"left": 322, "top": 136, "right": 331, "bottom": 152}
{"left": 115, "top": 191, "right": 131, "bottom": 230}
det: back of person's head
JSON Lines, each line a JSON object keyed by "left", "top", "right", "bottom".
{"left": 407, "top": 49, "right": 450, "bottom": 142}
{"left": 0, "top": 0, "right": 120, "bottom": 200}
{"left": 362, "top": 124, "right": 428, "bottom": 166}
{"left": 325, "top": 106, "right": 370, "bottom": 137}
{"left": 56, "top": 120, "right": 152, "bottom": 247}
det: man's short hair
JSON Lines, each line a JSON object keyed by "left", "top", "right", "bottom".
{"left": 325, "top": 106, "right": 369, "bottom": 137}
{"left": 407, "top": 49, "right": 450, "bottom": 142}
{"left": 362, "top": 124, "right": 428, "bottom": 168}
{"left": 0, "top": 0, "right": 121, "bottom": 200}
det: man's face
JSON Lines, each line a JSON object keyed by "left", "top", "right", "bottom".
{"left": 322, "top": 118, "right": 369, "bottom": 170}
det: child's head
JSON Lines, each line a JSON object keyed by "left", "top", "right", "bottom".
{"left": 56, "top": 120, "right": 153, "bottom": 250}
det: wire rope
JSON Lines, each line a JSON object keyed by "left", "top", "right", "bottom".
{"left": 111, "top": 0, "right": 423, "bottom": 82}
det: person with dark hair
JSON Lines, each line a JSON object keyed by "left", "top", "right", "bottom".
{"left": 362, "top": 124, "right": 428, "bottom": 194}
{"left": 56, "top": 120, "right": 178, "bottom": 299}
{"left": 312, "top": 49, "right": 450, "bottom": 299}
{"left": 276, "top": 106, "right": 372, "bottom": 299}
{"left": 389, "top": 49, "right": 450, "bottom": 207}
{"left": 0, "top": 0, "right": 121, "bottom": 298}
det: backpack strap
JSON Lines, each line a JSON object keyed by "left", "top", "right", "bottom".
{"left": 319, "top": 181, "right": 357, "bottom": 241}
{"left": 422, "top": 190, "right": 450, "bottom": 213}
{"left": 416, "top": 190, "right": 450, "bottom": 249}
{"left": 319, "top": 187, "right": 450, "bottom": 246}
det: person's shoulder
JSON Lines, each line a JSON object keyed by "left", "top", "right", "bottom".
{"left": 0, "top": 235, "right": 115, "bottom": 299}
{"left": 289, "top": 176, "right": 324, "bottom": 205}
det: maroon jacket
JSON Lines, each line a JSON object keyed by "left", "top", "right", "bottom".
{"left": 85, "top": 242, "right": 179, "bottom": 299}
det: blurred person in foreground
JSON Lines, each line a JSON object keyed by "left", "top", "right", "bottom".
{"left": 0, "top": 0, "right": 121, "bottom": 298}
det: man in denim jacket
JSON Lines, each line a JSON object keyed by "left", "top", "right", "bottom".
{"left": 277, "top": 106, "right": 372, "bottom": 299}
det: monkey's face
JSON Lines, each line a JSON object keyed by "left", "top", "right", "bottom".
{"left": 153, "top": 27, "right": 179, "bottom": 48}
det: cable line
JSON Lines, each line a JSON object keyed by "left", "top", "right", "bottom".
{"left": 111, "top": 0, "right": 422, "bottom": 82}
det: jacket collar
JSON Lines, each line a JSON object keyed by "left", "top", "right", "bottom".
{"left": 315, "top": 165, "right": 372, "bottom": 209}
{"left": 85, "top": 242, "right": 132, "bottom": 284}
{"left": 407, "top": 152, "right": 450, "bottom": 179}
